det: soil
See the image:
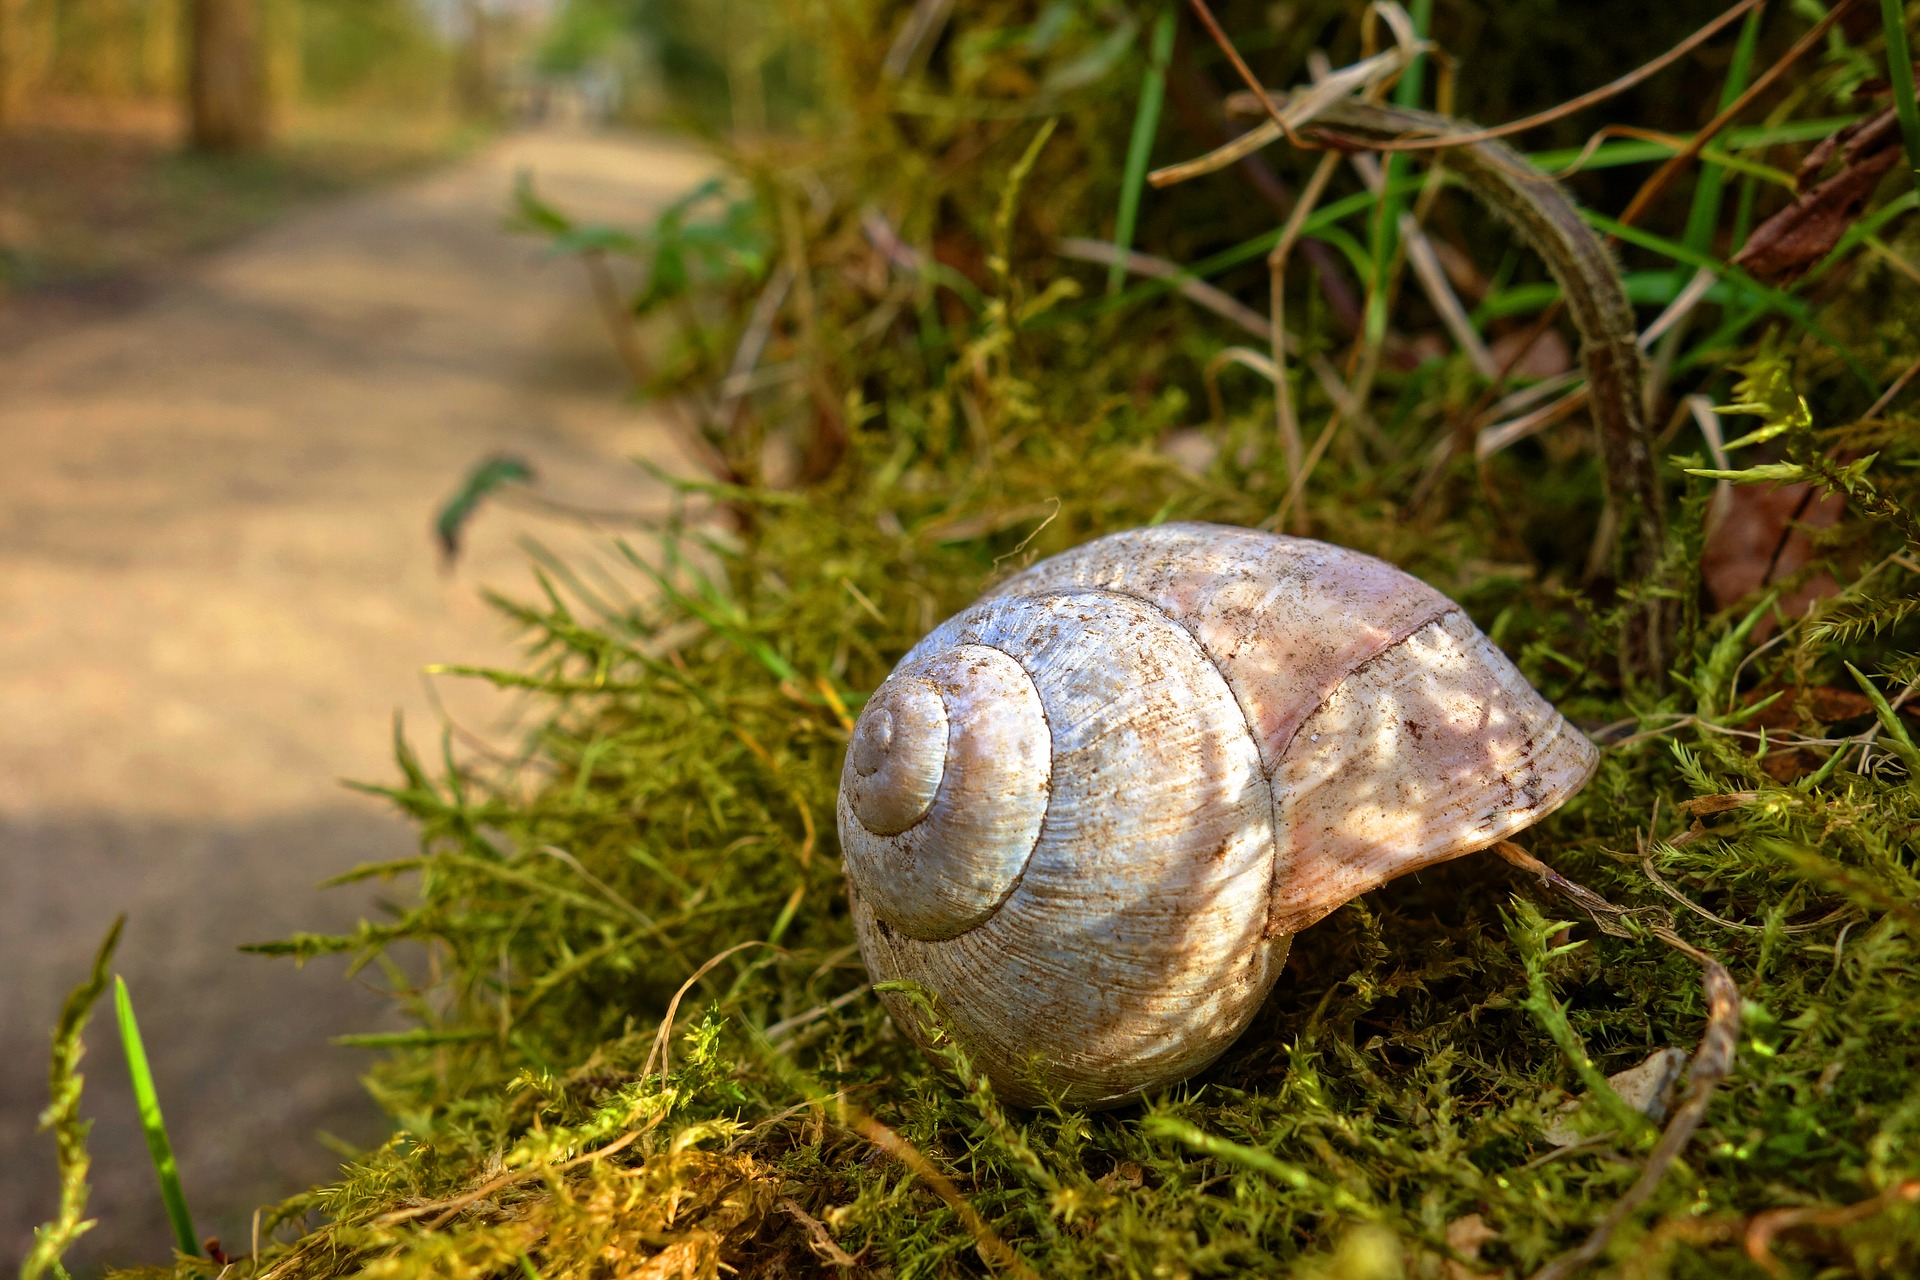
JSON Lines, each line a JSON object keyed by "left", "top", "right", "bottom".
{"left": 0, "top": 127, "right": 710, "bottom": 1270}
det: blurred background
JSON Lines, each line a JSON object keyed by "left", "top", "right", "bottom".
{"left": 0, "top": 0, "right": 758, "bottom": 1268}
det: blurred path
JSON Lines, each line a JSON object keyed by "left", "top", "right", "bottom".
{"left": 0, "top": 130, "right": 710, "bottom": 1268}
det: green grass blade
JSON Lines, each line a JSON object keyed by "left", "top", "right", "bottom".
{"left": 1527, "top": 117, "right": 1853, "bottom": 172}
{"left": 1108, "top": 5, "right": 1175, "bottom": 294}
{"left": 22, "top": 917, "right": 124, "bottom": 1280}
{"left": 434, "top": 453, "right": 535, "bottom": 564}
{"left": 1365, "top": 0, "right": 1436, "bottom": 347}
{"left": 114, "top": 976, "right": 199, "bottom": 1258}
{"left": 1584, "top": 209, "right": 1873, "bottom": 385}
{"left": 1882, "top": 0, "right": 1920, "bottom": 191}
{"left": 1679, "top": 4, "right": 1765, "bottom": 287}
{"left": 1394, "top": 0, "right": 1436, "bottom": 110}
{"left": 1846, "top": 662, "right": 1920, "bottom": 773}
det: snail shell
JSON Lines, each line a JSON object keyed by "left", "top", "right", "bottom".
{"left": 839, "top": 523, "right": 1597, "bottom": 1107}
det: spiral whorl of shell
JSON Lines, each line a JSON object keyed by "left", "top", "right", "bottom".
{"left": 839, "top": 523, "right": 1598, "bottom": 1107}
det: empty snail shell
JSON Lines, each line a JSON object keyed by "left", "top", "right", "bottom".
{"left": 839, "top": 522, "right": 1598, "bottom": 1108}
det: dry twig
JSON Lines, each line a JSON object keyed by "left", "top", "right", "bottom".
{"left": 1493, "top": 841, "right": 1742, "bottom": 1280}
{"left": 1743, "top": 1179, "right": 1920, "bottom": 1277}
{"left": 1300, "top": 0, "right": 1766, "bottom": 153}
{"left": 846, "top": 1108, "right": 1042, "bottom": 1280}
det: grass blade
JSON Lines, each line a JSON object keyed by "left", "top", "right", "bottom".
{"left": 1882, "top": 0, "right": 1920, "bottom": 191}
{"left": 1679, "top": 4, "right": 1765, "bottom": 283}
{"left": 1393, "top": 0, "right": 1435, "bottom": 109}
{"left": 22, "top": 917, "right": 125, "bottom": 1280}
{"left": 1362, "top": 0, "right": 1436, "bottom": 346}
{"left": 434, "top": 453, "right": 536, "bottom": 565}
{"left": 1108, "top": 5, "right": 1175, "bottom": 294}
{"left": 1846, "top": 661, "right": 1920, "bottom": 774}
{"left": 1584, "top": 209, "right": 1872, "bottom": 384}
{"left": 114, "top": 976, "right": 199, "bottom": 1258}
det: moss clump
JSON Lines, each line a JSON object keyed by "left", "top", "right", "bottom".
{"left": 63, "top": 2, "right": 1920, "bottom": 1277}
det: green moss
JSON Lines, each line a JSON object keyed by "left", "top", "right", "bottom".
{"left": 62, "top": 3, "right": 1920, "bottom": 1277}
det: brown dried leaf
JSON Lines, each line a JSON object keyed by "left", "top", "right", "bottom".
{"left": 1443, "top": 1213, "right": 1499, "bottom": 1280}
{"left": 1488, "top": 326, "right": 1572, "bottom": 380}
{"left": 1701, "top": 482, "right": 1844, "bottom": 619}
{"left": 779, "top": 1198, "right": 862, "bottom": 1268}
{"left": 1735, "top": 107, "right": 1902, "bottom": 284}
{"left": 1680, "top": 792, "right": 1760, "bottom": 816}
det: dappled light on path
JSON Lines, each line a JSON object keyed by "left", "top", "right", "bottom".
{"left": 0, "top": 129, "right": 709, "bottom": 1268}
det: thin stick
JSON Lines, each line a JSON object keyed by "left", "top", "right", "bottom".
{"left": 375, "top": 1126, "right": 650, "bottom": 1230}
{"left": 1687, "top": 394, "right": 1736, "bottom": 530}
{"left": 761, "top": 985, "right": 872, "bottom": 1046}
{"left": 1639, "top": 267, "right": 1720, "bottom": 350}
{"left": 1271, "top": 153, "right": 1343, "bottom": 479}
{"left": 848, "top": 1108, "right": 1042, "bottom": 1280}
{"left": 1640, "top": 854, "right": 1849, "bottom": 935}
{"left": 1864, "top": 349, "right": 1920, "bottom": 418}
{"left": 881, "top": 0, "right": 953, "bottom": 80}
{"left": 718, "top": 265, "right": 794, "bottom": 406}
{"left": 1149, "top": 46, "right": 1411, "bottom": 187}
{"left": 1476, "top": 385, "right": 1591, "bottom": 459}
{"left": 1310, "top": 0, "right": 1765, "bottom": 153}
{"left": 1492, "top": 842, "right": 1742, "bottom": 1280}
{"left": 1203, "top": 346, "right": 1367, "bottom": 436}
{"left": 1270, "top": 393, "right": 1350, "bottom": 531}
{"left": 1617, "top": 0, "right": 1858, "bottom": 231}
{"left": 1055, "top": 238, "right": 1280, "bottom": 341}
{"left": 1183, "top": 0, "right": 1308, "bottom": 150}
{"left": 1399, "top": 209, "right": 1497, "bottom": 377}
{"left": 1744, "top": 1179, "right": 1920, "bottom": 1277}
{"left": 642, "top": 940, "right": 775, "bottom": 1083}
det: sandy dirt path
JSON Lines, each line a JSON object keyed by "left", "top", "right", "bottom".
{"left": 0, "top": 129, "right": 709, "bottom": 1268}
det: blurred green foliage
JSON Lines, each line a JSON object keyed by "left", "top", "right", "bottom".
{"left": 0, "top": 0, "right": 450, "bottom": 113}
{"left": 536, "top": 0, "right": 814, "bottom": 128}
{"left": 296, "top": 0, "right": 451, "bottom": 107}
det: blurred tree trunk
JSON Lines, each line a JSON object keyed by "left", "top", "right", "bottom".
{"left": 0, "top": 0, "right": 19, "bottom": 131}
{"left": 188, "top": 0, "right": 266, "bottom": 151}
{"left": 454, "top": 0, "right": 494, "bottom": 120}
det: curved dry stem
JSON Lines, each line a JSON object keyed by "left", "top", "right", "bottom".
{"left": 847, "top": 1108, "right": 1042, "bottom": 1280}
{"left": 1743, "top": 1180, "right": 1920, "bottom": 1277}
{"left": 1304, "top": 98, "right": 1669, "bottom": 681}
{"left": 1494, "top": 842, "right": 1742, "bottom": 1280}
{"left": 1310, "top": 0, "right": 1764, "bottom": 154}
